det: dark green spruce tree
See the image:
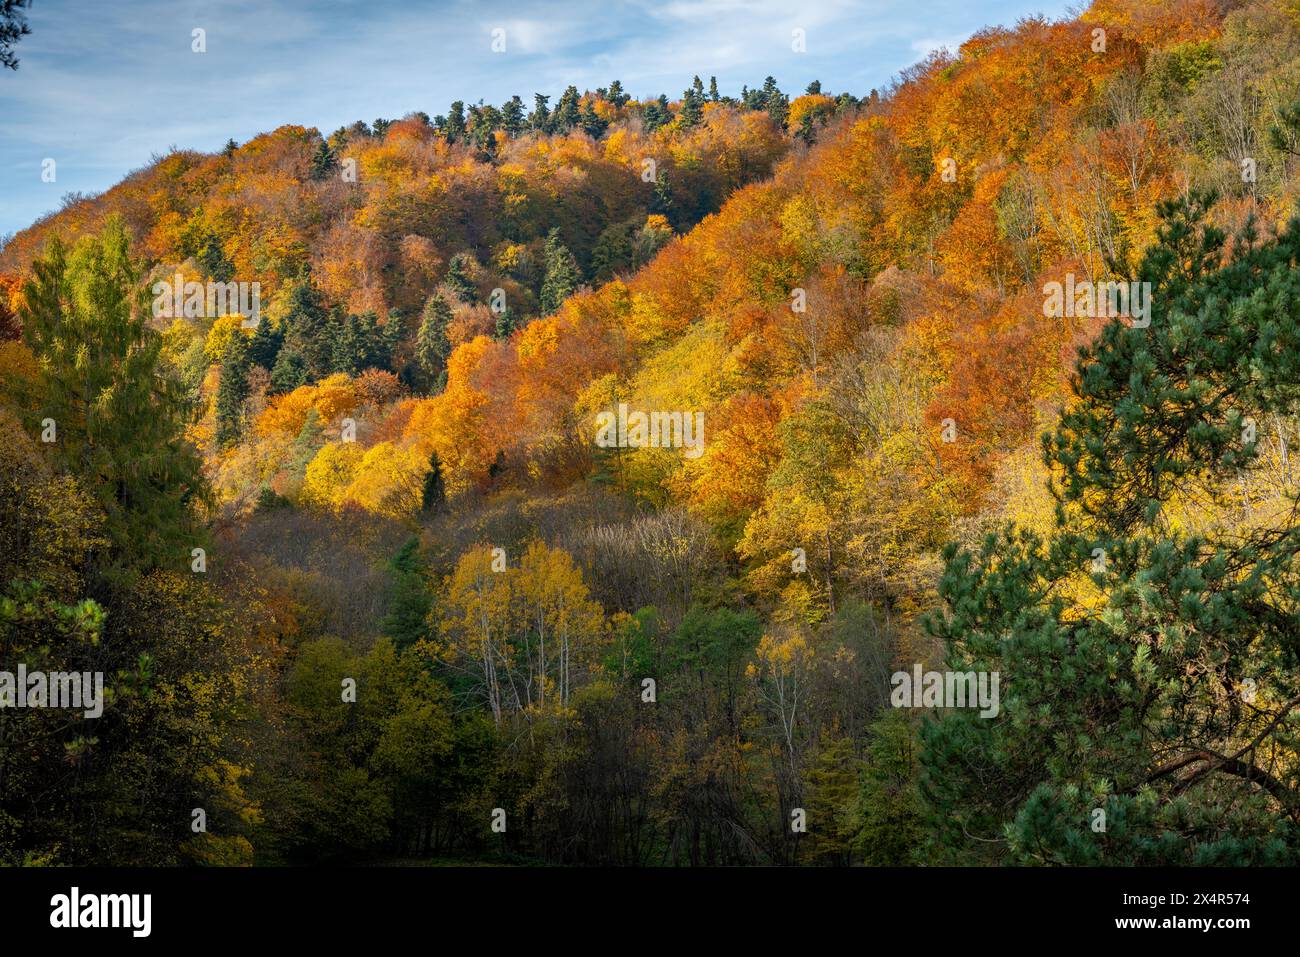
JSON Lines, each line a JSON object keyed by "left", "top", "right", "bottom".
{"left": 270, "top": 347, "right": 308, "bottom": 393}
{"left": 553, "top": 85, "right": 581, "bottom": 132}
{"left": 215, "top": 330, "right": 251, "bottom": 448}
{"left": 540, "top": 228, "right": 580, "bottom": 314}
{"left": 444, "top": 101, "right": 466, "bottom": 144}
{"left": 443, "top": 253, "right": 477, "bottom": 304}
{"left": 679, "top": 87, "right": 704, "bottom": 128}
{"left": 248, "top": 314, "right": 283, "bottom": 370}
{"left": 762, "top": 76, "right": 789, "bottom": 129}
{"left": 650, "top": 170, "right": 674, "bottom": 223}
{"left": 415, "top": 294, "right": 452, "bottom": 392}
{"left": 280, "top": 278, "right": 332, "bottom": 380}
{"left": 580, "top": 101, "right": 608, "bottom": 139}
{"left": 502, "top": 95, "right": 527, "bottom": 137}
{"left": 328, "top": 309, "right": 362, "bottom": 376}
{"left": 379, "top": 536, "right": 434, "bottom": 649}
{"left": 309, "top": 138, "right": 337, "bottom": 180}
{"left": 420, "top": 451, "right": 448, "bottom": 515}
{"left": 493, "top": 306, "right": 516, "bottom": 340}
{"left": 643, "top": 94, "right": 672, "bottom": 132}
{"left": 530, "top": 94, "right": 551, "bottom": 133}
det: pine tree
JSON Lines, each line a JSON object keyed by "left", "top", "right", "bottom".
{"left": 248, "top": 315, "right": 283, "bottom": 370}
{"left": 1, "top": 0, "right": 32, "bottom": 71}
{"left": 468, "top": 103, "right": 502, "bottom": 152}
{"left": 923, "top": 193, "right": 1300, "bottom": 864}
{"left": 379, "top": 538, "right": 434, "bottom": 649}
{"left": 540, "top": 228, "right": 580, "bottom": 314}
{"left": 502, "top": 95, "right": 527, "bottom": 136}
{"left": 380, "top": 309, "right": 406, "bottom": 368}
{"left": 580, "top": 101, "right": 608, "bottom": 138}
{"left": 797, "top": 112, "right": 817, "bottom": 146}
{"left": 494, "top": 306, "right": 516, "bottom": 339}
{"left": 530, "top": 93, "right": 551, "bottom": 133}
{"left": 215, "top": 331, "right": 251, "bottom": 447}
{"left": 328, "top": 310, "right": 393, "bottom": 375}
{"left": 357, "top": 310, "right": 389, "bottom": 370}
{"left": 445, "top": 101, "right": 466, "bottom": 144}
{"left": 708, "top": 76, "right": 720, "bottom": 102}
{"left": 853, "top": 711, "right": 924, "bottom": 865}
{"left": 679, "top": 87, "right": 704, "bottom": 128}
{"left": 270, "top": 347, "right": 309, "bottom": 393}
{"left": 761, "top": 76, "right": 789, "bottom": 129}
{"left": 18, "top": 216, "right": 205, "bottom": 575}
{"left": 281, "top": 279, "right": 331, "bottom": 380}
{"left": 554, "top": 85, "right": 581, "bottom": 132}
{"left": 420, "top": 453, "right": 448, "bottom": 515}
{"left": 769, "top": 95, "right": 790, "bottom": 129}
{"left": 309, "top": 139, "right": 337, "bottom": 180}
{"left": 328, "top": 310, "right": 365, "bottom": 375}
{"left": 650, "top": 170, "right": 674, "bottom": 222}
{"left": 803, "top": 735, "right": 861, "bottom": 865}
{"left": 591, "top": 221, "right": 635, "bottom": 281}
{"left": 288, "top": 407, "right": 325, "bottom": 474}
{"left": 443, "top": 254, "right": 477, "bottom": 304}
{"left": 643, "top": 94, "right": 672, "bottom": 132}
{"left": 415, "top": 295, "right": 452, "bottom": 391}
{"left": 255, "top": 486, "right": 290, "bottom": 511}
{"left": 196, "top": 231, "right": 233, "bottom": 282}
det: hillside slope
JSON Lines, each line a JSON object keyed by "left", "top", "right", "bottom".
{"left": 5, "top": 0, "right": 1300, "bottom": 867}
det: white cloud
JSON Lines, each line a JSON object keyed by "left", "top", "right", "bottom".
{"left": 909, "top": 34, "right": 970, "bottom": 58}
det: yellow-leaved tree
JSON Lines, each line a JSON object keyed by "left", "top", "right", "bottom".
{"left": 429, "top": 541, "right": 605, "bottom": 724}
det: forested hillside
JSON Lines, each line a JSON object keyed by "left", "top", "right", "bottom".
{"left": 4, "top": 0, "right": 1300, "bottom": 865}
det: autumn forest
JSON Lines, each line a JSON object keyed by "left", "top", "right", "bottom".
{"left": 4, "top": 0, "right": 1300, "bottom": 869}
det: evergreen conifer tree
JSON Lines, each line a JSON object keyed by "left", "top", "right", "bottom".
{"left": 19, "top": 217, "right": 205, "bottom": 575}
{"left": 540, "top": 228, "right": 580, "bottom": 314}
{"left": 923, "top": 193, "right": 1300, "bottom": 864}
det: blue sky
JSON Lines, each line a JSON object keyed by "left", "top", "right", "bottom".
{"left": 0, "top": 0, "right": 1074, "bottom": 237}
